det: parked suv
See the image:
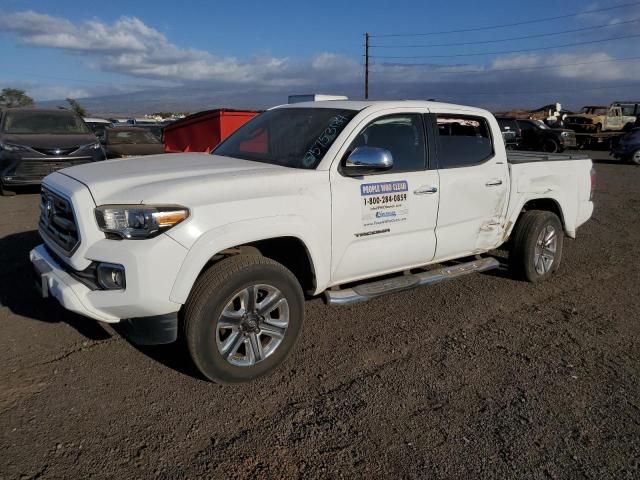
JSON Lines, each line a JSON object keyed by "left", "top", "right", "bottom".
{"left": 0, "top": 108, "right": 105, "bottom": 195}
{"left": 516, "top": 119, "right": 576, "bottom": 153}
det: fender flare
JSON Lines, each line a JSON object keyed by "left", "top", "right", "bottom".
{"left": 169, "top": 216, "right": 328, "bottom": 304}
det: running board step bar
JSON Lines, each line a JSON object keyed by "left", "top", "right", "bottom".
{"left": 325, "top": 257, "right": 500, "bottom": 306}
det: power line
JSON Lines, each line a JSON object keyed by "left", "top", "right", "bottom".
{"left": 416, "top": 82, "right": 640, "bottom": 97}
{"left": 370, "top": 18, "right": 640, "bottom": 48}
{"left": 370, "top": 33, "right": 640, "bottom": 59}
{"left": 368, "top": 56, "right": 640, "bottom": 74}
{"left": 370, "top": 1, "right": 640, "bottom": 37}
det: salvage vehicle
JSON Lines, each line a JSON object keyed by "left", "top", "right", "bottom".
{"left": 30, "top": 100, "right": 595, "bottom": 383}
{"left": 101, "top": 127, "right": 164, "bottom": 159}
{"left": 565, "top": 104, "right": 637, "bottom": 133}
{"left": 0, "top": 108, "right": 105, "bottom": 196}
{"left": 611, "top": 128, "right": 640, "bottom": 165}
{"left": 516, "top": 119, "right": 576, "bottom": 153}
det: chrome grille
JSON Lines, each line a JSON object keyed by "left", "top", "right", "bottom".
{"left": 39, "top": 188, "right": 80, "bottom": 254}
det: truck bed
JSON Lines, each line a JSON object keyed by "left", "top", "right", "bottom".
{"left": 507, "top": 151, "right": 590, "bottom": 164}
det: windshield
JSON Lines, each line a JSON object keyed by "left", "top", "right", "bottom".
{"left": 580, "top": 107, "right": 607, "bottom": 115}
{"left": 2, "top": 111, "right": 90, "bottom": 135}
{"left": 213, "top": 108, "right": 358, "bottom": 169}
{"left": 107, "top": 129, "right": 160, "bottom": 144}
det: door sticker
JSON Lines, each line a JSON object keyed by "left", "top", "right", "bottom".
{"left": 360, "top": 180, "right": 409, "bottom": 227}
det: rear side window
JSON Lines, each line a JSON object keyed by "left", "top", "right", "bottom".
{"left": 435, "top": 115, "right": 493, "bottom": 168}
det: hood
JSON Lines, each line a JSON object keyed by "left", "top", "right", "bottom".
{"left": 58, "top": 153, "right": 301, "bottom": 204}
{"left": 550, "top": 128, "right": 574, "bottom": 135}
{"left": 0, "top": 133, "right": 97, "bottom": 149}
{"left": 105, "top": 143, "right": 164, "bottom": 157}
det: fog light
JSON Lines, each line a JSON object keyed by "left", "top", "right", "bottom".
{"left": 97, "top": 263, "right": 126, "bottom": 290}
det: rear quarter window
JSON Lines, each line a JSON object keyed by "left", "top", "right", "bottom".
{"left": 435, "top": 115, "right": 494, "bottom": 168}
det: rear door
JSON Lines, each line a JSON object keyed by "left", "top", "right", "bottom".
{"left": 329, "top": 110, "right": 440, "bottom": 284}
{"left": 429, "top": 112, "right": 509, "bottom": 260}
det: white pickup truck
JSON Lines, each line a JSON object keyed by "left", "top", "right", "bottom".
{"left": 30, "top": 100, "right": 595, "bottom": 383}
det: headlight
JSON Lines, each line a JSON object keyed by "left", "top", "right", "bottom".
{"left": 94, "top": 205, "right": 189, "bottom": 239}
{"left": 0, "top": 142, "right": 29, "bottom": 152}
{"left": 79, "top": 142, "right": 101, "bottom": 150}
{"left": 561, "top": 131, "right": 571, "bottom": 137}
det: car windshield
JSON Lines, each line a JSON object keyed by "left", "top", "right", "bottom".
{"left": 213, "top": 108, "right": 358, "bottom": 169}
{"left": 108, "top": 129, "right": 161, "bottom": 144}
{"left": 580, "top": 107, "right": 607, "bottom": 115}
{"left": 2, "top": 111, "right": 90, "bottom": 134}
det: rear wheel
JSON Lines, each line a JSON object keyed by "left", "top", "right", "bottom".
{"left": 184, "top": 254, "right": 304, "bottom": 383}
{"left": 510, "top": 210, "right": 564, "bottom": 283}
{"left": 542, "top": 138, "right": 560, "bottom": 153}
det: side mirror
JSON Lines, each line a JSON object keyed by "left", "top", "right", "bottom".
{"left": 343, "top": 146, "right": 393, "bottom": 176}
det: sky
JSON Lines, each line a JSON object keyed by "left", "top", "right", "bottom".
{"left": 0, "top": 0, "right": 639, "bottom": 113}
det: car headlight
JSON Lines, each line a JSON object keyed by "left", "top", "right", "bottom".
{"left": 561, "top": 131, "right": 571, "bottom": 137}
{"left": 0, "top": 142, "right": 29, "bottom": 152}
{"left": 94, "top": 205, "right": 189, "bottom": 239}
{"left": 80, "top": 142, "right": 101, "bottom": 150}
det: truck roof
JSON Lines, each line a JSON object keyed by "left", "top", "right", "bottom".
{"left": 272, "top": 100, "right": 491, "bottom": 116}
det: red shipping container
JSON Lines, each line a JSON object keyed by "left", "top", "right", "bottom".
{"left": 163, "top": 109, "right": 260, "bottom": 153}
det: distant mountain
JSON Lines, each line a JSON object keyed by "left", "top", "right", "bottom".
{"left": 37, "top": 84, "right": 363, "bottom": 117}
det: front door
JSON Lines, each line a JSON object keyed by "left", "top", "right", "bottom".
{"left": 330, "top": 112, "right": 439, "bottom": 285}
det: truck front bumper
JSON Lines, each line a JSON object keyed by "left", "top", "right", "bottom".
{"left": 30, "top": 244, "right": 120, "bottom": 323}
{"left": 30, "top": 233, "right": 187, "bottom": 324}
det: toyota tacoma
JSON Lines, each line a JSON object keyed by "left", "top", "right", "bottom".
{"left": 30, "top": 100, "right": 595, "bottom": 383}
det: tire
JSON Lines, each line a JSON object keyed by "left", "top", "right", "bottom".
{"left": 542, "top": 138, "right": 560, "bottom": 153}
{"left": 0, "top": 181, "right": 16, "bottom": 196}
{"left": 184, "top": 254, "right": 304, "bottom": 383}
{"left": 631, "top": 149, "right": 640, "bottom": 166}
{"left": 510, "top": 210, "right": 564, "bottom": 283}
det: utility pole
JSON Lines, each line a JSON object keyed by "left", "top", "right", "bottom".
{"left": 364, "top": 32, "right": 369, "bottom": 99}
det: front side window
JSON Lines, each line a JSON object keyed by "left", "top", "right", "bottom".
{"left": 436, "top": 115, "right": 493, "bottom": 168}
{"left": 346, "top": 114, "right": 426, "bottom": 173}
{"left": 2, "top": 111, "right": 90, "bottom": 135}
{"left": 213, "top": 108, "right": 357, "bottom": 169}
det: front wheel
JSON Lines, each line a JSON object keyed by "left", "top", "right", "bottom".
{"left": 542, "top": 138, "right": 560, "bottom": 153}
{"left": 510, "top": 210, "right": 564, "bottom": 282}
{"left": 183, "top": 255, "right": 304, "bottom": 383}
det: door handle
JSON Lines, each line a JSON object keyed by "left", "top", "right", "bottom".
{"left": 485, "top": 179, "right": 503, "bottom": 187}
{"left": 414, "top": 186, "right": 438, "bottom": 195}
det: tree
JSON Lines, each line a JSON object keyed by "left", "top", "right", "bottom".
{"left": 0, "top": 88, "right": 34, "bottom": 108}
{"left": 66, "top": 98, "right": 87, "bottom": 117}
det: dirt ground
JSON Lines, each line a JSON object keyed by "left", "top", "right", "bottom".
{"left": 1, "top": 151, "right": 639, "bottom": 479}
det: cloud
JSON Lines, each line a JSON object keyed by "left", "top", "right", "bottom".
{"left": 0, "top": 11, "right": 357, "bottom": 87}
{"left": 1, "top": 9, "right": 639, "bottom": 111}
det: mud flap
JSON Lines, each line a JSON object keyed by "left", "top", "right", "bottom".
{"left": 117, "top": 313, "right": 178, "bottom": 345}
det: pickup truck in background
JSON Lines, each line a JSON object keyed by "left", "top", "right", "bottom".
{"left": 514, "top": 118, "right": 577, "bottom": 153}
{"left": 30, "top": 100, "right": 595, "bottom": 383}
{"left": 565, "top": 104, "right": 638, "bottom": 133}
